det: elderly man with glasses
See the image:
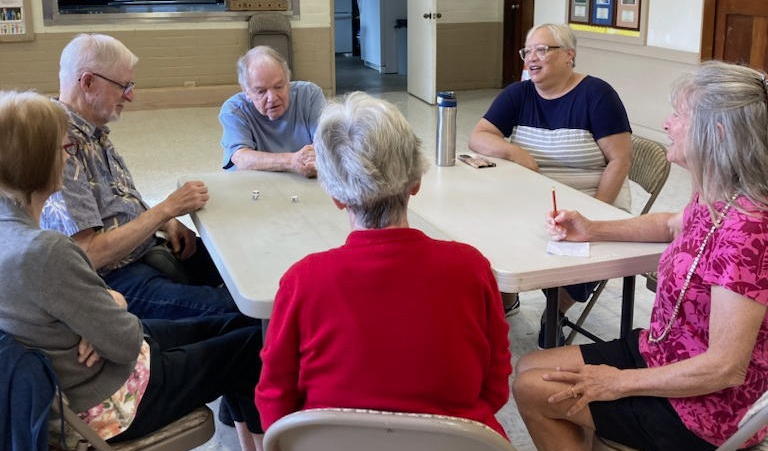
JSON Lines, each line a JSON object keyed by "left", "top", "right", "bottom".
{"left": 41, "top": 33, "right": 239, "bottom": 320}
{"left": 219, "top": 46, "right": 326, "bottom": 176}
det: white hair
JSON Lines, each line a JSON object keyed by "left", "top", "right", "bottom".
{"left": 59, "top": 34, "right": 138, "bottom": 88}
{"left": 314, "top": 91, "right": 427, "bottom": 229}
{"left": 526, "top": 23, "right": 577, "bottom": 67}
{"left": 671, "top": 60, "right": 768, "bottom": 210}
{"left": 237, "top": 46, "right": 291, "bottom": 90}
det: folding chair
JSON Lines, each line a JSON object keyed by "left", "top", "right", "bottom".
{"left": 53, "top": 403, "right": 214, "bottom": 451}
{"left": 565, "top": 135, "right": 671, "bottom": 344}
{"left": 1, "top": 329, "right": 214, "bottom": 451}
{"left": 263, "top": 408, "right": 517, "bottom": 451}
{"left": 249, "top": 13, "right": 293, "bottom": 70}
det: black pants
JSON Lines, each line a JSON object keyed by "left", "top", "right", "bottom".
{"left": 110, "top": 313, "right": 263, "bottom": 441}
{"left": 581, "top": 330, "right": 716, "bottom": 451}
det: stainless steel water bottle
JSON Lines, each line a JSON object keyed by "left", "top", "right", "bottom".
{"left": 436, "top": 91, "right": 457, "bottom": 166}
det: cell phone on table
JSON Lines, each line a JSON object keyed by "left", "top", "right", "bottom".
{"left": 458, "top": 154, "right": 496, "bottom": 169}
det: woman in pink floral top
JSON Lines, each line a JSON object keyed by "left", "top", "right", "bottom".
{"left": 513, "top": 60, "right": 768, "bottom": 451}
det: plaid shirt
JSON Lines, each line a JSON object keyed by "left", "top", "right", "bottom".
{"left": 41, "top": 102, "right": 155, "bottom": 274}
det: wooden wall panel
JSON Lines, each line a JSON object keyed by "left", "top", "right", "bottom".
{"left": 436, "top": 22, "right": 503, "bottom": 91}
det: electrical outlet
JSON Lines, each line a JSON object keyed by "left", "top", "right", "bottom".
{"left": 183, "top": 81, "right": 197, "bottom": 88}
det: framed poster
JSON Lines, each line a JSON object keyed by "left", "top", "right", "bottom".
{"left": 615, "top": 0, "right": 640, "bottom": 29}
{"left": 590, "top": 0, "right": 615, "bottom": 27}
{"left": 569, "top": 0, "right": 591, "bottom": 24}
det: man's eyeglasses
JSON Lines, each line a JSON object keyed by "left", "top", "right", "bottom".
{"left": 62, "top": 143, "right": 77, "bottom": 156}
{"left": 89, "top": 73, "right": 136, "bottom": 96}
{"left": 518, "top": 45, "right": 563, "bottom": 61}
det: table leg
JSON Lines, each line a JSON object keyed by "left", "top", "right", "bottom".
{"left": 620, "top": 276, "right": 636, "bottom": 338}
{"left": 261, "top": 319, "right": 269, "bottom": 342}
{"left": 543, "top": 287, "right": 559, "bottom": 348}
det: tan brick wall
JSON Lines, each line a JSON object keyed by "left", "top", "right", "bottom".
{"left": 0, "top": 26, "right": 333, "bottom": 106}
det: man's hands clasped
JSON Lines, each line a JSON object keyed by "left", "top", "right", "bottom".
{"left": 290, "top": 145, "right": 317, "bottom": 178}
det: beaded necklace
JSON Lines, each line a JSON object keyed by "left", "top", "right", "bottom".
{"left": 648, "top": 194, "right": 739, "bottom": 343}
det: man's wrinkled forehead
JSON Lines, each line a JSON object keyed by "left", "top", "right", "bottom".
{"left": 247, "top": 58, "right": 287, "bottom": 86}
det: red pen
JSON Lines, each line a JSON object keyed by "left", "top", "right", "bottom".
{"left": 551, "top": 187, "right": 558, "bottom": 216}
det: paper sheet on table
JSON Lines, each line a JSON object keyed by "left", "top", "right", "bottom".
{"left": 546, "top": 241, "right": 590, "bottom": 257}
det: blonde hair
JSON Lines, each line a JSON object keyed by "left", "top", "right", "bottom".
{"left": 526, "top": 23, "right": 577, "bottom": 66}
{"left": 671, "top": 61, "right": 768, "bottom": 210}
{"left": 0, "top": 91, "right": 69, "bottom": 204}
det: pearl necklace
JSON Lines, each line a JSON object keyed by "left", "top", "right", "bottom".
{"left": 648, "top": 194, "right": 739, "bottom": 343}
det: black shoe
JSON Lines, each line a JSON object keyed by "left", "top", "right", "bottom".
{"left": 218, "top": 404, "right": 235, "bottom": 427}
{"left": 537, "top": 310, "right": 566, "bottom": 349}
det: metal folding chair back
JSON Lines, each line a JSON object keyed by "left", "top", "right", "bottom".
{"left": 53, "top": 402, "right": 214, "bottom": 451}
{"left": 248, "top": 13, "right": 293, "bottom": 70}
{"left": 263, "top": 408, "right": 517, "bottom": 451}
{"left": 628, "top": 135, "right": 672, "bottom": 215}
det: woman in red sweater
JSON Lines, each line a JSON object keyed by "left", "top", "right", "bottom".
{"left": 255, "top": 91, "right": 512, "bottom": 437}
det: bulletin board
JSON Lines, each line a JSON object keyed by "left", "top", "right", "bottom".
{"left": 568, "top": 0, "right": 647, "bottom": 44}
{"left": 568, "top": 0, "right": 643, "bottom": 36}
{"left": 0, "top": 0, "right": 34, "bottom": 42}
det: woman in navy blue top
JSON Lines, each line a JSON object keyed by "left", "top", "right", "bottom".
{"left": 468, "top": 23, "right": 633, "bottom": 346}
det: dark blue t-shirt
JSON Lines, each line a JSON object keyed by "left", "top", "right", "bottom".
{"left": 484, "top": 75, "right": 631, "bottom": 140}
{"left": 482, "top": 75, "right": 633, "bottom": 210}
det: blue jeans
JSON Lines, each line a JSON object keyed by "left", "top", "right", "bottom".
{"left": 103, "top": 240, "right": 238, "bottom": 320}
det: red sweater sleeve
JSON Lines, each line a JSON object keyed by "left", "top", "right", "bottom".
{"left": 479, "top": 264, "right": 512, "bottom": 412}
{"left": 255, "top": 271, "right": 303, "bottom": 430}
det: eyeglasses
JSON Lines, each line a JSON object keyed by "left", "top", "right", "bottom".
{"left": 62, "top": 143, "right": 77, "bottom": 156}
{"left": 90, "top": 73, "right": 136, "bottom": 96}
{"left": 518, "top": 45, "right": 563, "bottom": 61}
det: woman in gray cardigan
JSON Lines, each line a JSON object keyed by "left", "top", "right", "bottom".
{"left": 0, "top": 91, "right": 265, "bottom": 450}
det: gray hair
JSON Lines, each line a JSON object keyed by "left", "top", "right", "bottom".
{"left": 314, "top": 91, "right": 427, "bottom": 229}
{"left": 237, "top": 46, "right": 291, "bottom": 90}
{"left": 671, "top": 60, "right": 768, "bottom": 210}
{"left": 526, "top": 23, "right": 577, "bottom": 67}
{"left": 59, "top": 34, "right": 138, "bottom": 88}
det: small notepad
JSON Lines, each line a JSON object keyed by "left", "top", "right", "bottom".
{"left": 546, "top": 241, "right": 590, "bottom": 257}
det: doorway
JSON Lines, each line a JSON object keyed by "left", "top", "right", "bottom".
{"left": 701, "top": 0, "right": 768, "bottom": 72}
{"left": 335, "top": 0, "right": 408, "bottom": 95}
{"left": 502, "top": 0, "right": 534, "bottom": 86}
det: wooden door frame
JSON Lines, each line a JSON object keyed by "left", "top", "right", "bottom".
{"left": 700, "top": 0, "right": 717, "bottom": 61}
{"left": 502, "top": 0, "right": 534, "bottom": 87}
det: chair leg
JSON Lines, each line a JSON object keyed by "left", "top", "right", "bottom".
{"left": 564, "top": 280, "right": 608, "bottom": 345}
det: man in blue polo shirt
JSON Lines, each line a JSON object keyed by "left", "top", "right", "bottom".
{"left": 219, "top": 46, "right": 326, "bottom": 177}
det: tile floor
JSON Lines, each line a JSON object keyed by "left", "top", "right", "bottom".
{"left": 108, "top": 87, "right": 691, "bottom": 450}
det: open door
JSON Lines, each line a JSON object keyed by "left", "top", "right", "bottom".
{"left": 407, "top": 0, "right": 437, "bottom": 104}
{"left": 502, "top": 0, "right": 534, "bottom": 86}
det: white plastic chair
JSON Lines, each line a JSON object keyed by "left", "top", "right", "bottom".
{"left": 263, "top": 408, "right": 516, "bottom": 451}
{"left": 717, "top": 390, "right": 768, "bottom": 451}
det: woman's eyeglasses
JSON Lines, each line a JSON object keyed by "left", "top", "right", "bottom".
{"left": 518, "top": 45, "right": 563, "bottom": 61}
{"left": 63, "top": 143, "right": 77, "bottom": 156}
